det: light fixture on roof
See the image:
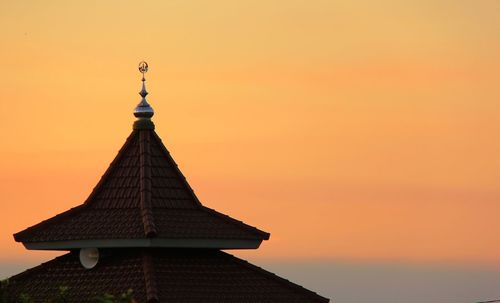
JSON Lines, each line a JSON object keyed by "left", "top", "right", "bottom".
{"left": 79, "top": 247, "right": 99, "bottom": 269}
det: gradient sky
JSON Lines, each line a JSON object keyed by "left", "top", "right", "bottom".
{"left": 1, "top": 1, "right": 500, "bottom": 302}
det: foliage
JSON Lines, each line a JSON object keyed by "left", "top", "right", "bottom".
{"left": 0, "top": 280, "right": 9, "bottom": 303}
{"left": 46, "top": 286, "right": 68, "bottom": 303}
{"left": 18, "top": 293, "right": 33, "bottom": 303}
{"left": 0, "top": 283, "right": 135, "bottom": 303}
{"left": 92, "top": 293, "right": 115, "bottom": 303}
{"left": 92, "top": 289, "right": 135, "bottom": 303}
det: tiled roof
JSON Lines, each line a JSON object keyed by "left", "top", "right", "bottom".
{"left": 14, "top": 128, "right": 269, "bottom": 246}
{"left": 4, "top": 249, "right": 329, "bottom": 303}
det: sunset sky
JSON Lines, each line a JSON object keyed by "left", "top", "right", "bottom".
{"left": 1, "top": 1, "right": 500, "bottom": 302}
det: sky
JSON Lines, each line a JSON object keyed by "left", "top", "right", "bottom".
{"left": 0, "top": 1, "right": 499, "bottom": 302}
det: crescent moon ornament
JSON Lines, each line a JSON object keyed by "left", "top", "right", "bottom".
{"left": 138, "top": 61, "right": 148, "bottom": 74}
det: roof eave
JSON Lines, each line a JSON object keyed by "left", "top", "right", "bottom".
{"left": 21, "top": 238, "right": 264, "bottom": 250}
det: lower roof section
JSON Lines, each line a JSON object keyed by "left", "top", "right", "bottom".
{"left": 23, "top": 238, "right": 262, "bottom": 250}
{"left": 5, "top": 248, "right": 329, "bottom": 303}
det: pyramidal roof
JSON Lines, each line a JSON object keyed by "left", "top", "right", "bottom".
{"left": 7, "top": 63, "right": 330, "bottom": 303}
{"left": 14, "top": 66, "right": 269, "bottom": 250}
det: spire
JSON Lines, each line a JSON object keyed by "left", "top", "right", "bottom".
{"left": 134, "top": 61, "right": 155, "bottom": 130}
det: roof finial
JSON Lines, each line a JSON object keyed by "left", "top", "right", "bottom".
{"left": 134, "top": 61, "right": 154, "bottom": 120}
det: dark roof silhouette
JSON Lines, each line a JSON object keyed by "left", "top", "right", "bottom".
{"left": 5, "top": 249, "right": 328, "bottom": 303}
{"left": 14, "top": 128, "right": 269, "bottom": 249}
{"left": 6, "top": 66, "right": 329, "bottom": 302}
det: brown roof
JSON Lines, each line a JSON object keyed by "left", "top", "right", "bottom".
{"left": 14, "top": 127, "right": 269, "bottom": 246}
{"left": 4, "top": 249, "right": 329, "bottom": 303}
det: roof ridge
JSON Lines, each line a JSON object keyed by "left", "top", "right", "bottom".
{"left": 201, "top": 206, "right": 270, "bottom": 240}
{"left": 13, "top": 205, "right": 86, "bottom": 242}
{"left": 221, "top": 251, "right": 330, "bottom": 303}
{"left": 150, "top": 131, "right": 203, "bottom": 207}
{"left": 14, "top": 130, "right": 139, "bottom": 242}
{"left": 84, "top": 130, "right": 138, "bottom": 206}
{"left": 141, "top": 250, "right": 159, "bottom": 303}
{"left": 139, "top": 130, "right": 157, "bottom": 237}
{"left": 7, "top": 252, "right": 73, "bottom": 281}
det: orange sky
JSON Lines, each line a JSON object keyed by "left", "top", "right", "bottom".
{"left": 0, "top": 0, "right": 500, "bottom": 266}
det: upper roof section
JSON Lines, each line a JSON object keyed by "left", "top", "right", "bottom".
{"left": 13, "top": 63, "right": 269, "bottom": 250}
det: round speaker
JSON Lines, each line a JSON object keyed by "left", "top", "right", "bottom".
{"left": 79, "top": 247, "right": 99, "bottom": 269}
